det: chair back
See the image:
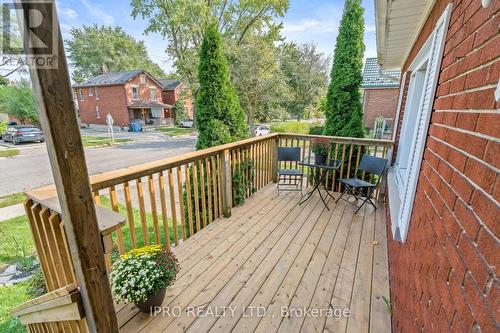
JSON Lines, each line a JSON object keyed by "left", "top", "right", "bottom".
{"left": 278, "top": 147, "right": 301, "bottom": 162}
{"left": 358, "top": 155, "right": 388, "bottom": 176}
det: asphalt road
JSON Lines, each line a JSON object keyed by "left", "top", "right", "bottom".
{"left": 0, "top": 135, "right": 196, "bottom": 196}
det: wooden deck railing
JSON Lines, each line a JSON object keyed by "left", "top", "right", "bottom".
{"left": 13, "top": 133, "right": 392, "bottom": 332}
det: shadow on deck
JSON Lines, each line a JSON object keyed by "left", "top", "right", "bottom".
{"left": 117, "top": 184, "right": 391, "bottom": 333}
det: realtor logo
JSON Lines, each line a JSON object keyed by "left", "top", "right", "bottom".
{"left": 1, "top": 0, "right": 58, "bottom": 68}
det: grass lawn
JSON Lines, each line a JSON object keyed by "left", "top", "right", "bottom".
{"left": 0, "top": 282, "right": 29, "bottom": 333}
{"left": 269, "top": 121, "right": 324, "bottom": 135}
{"left": 0, "top": 216, "right": 35, "bottom": 267}
{"left": 0, "top": 193, "right": 25, "bottom": 209}
{"left": 81, "top": 135, "right": 131, "bottom": 147}
{"left": 0, "top": 216, "right": 35, "bottom": 333}
{"left": 156, "top": 127, "right": 195, "bottom": 137}
{"left": 0, "top": 149, "right": 19, "bottom": 158}
{"left": 99, "top": 196, "right": 183, "bottom": 251}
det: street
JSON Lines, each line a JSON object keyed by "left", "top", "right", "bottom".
{"left": 0, "top": 131, "right": 196, "bottom": 196}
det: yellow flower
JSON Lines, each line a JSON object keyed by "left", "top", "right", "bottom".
{"left": 120, "top": 245, "right": 162, "bottom": 260}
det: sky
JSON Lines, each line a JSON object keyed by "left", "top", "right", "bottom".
{"left": 56, "top": 0, "right": 378, "bottom": 74}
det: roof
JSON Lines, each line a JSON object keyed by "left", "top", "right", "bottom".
{"left": 73, "top": 70, "right": 142, "bottom": 88}
{"left": 361, "top": 58, "right": 400, "bottom": 89}
{"left": 158, "top": 79, "right": 182, "bottom": 90}
{"left": 375, "top": 0, "right": 435, "bottom": 69}
{"left": 128, "top": 100, "right": 172, "bottom": 109}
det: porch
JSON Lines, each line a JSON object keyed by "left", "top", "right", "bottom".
{"left": 117, "top": 184, "right": 391, "bottom": 333}
{"left": 13, "top": 133, "right": 393, "bottom": 332}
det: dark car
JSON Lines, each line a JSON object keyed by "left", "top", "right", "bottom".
{"left": 2, "top": 125, "right": 44, "bottom": 144}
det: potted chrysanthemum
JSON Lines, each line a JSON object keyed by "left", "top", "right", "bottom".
{"left": 110, "top": 244, "right": 179, "bottom": 313}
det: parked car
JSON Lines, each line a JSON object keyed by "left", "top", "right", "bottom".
{"left": 2, "top": 125, "right": 44, "bottom": 144}
{"left": 254, "top": 124, "right": 271, "bottom": 136}
{"left": 179, "top": 119, "right": 194, "bottom": 128}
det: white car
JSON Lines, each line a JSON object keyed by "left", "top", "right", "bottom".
{"left": 254, "top": 125, "right": 271, "bottom": 136}
{"left": 179, "top": 119, "right": 194, "bottom": 128}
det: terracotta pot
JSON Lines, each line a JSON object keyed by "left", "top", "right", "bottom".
{"left": 134, "top": 287, "right": 166, "bottom": 313}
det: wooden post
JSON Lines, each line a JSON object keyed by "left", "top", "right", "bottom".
{"left": 272, "top": 136, "right": 279, "bottom": 183}
{"left": 220, "top": 149, "right": 232, "bottom": 217}
{"left": 16, "top": 2, "right": 118, "bottom": 332}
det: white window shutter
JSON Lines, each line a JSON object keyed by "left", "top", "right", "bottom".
{"left": 398, "top": 5, "right": 453, "bottom": 240}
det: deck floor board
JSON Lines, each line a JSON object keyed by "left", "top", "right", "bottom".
{"left": 118, "top": 184, "right": 391, "bottom": 333}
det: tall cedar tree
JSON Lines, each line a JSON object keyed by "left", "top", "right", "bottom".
{"left": 323, "top": 0, "right": 365, "bottom": 138}
{"left": 196, "top": 23, "right": 248, "bottom": 149}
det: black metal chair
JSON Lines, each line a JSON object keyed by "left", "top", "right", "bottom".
{"left": 277, "top": 147, "right": 304, "bottom": 195}
{"left": 336, "top": 155, "right": 388, "bottom": 213}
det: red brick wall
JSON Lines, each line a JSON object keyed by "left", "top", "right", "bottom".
{"left": 362, "top": 88, "right": 399, "bottom": 129}
{"left": 161, "top": 85, "right": 194, "bottom": 120}
{"left": 76, "top": 85, "right": 130, "bottom": 126}
{"left": 387, "top": 0, "right": 499, "bottom": 331}
{"left": 76, "top": 73, "right": 165, "bottom": 126}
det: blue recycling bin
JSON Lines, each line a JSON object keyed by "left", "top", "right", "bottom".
{"left": 129, "top": 122, "right": 142, "bottom": 132}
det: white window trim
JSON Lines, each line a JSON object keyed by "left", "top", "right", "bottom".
{"left": 78, "top": 89, "right": 84, "bottom": 101}
{"left": 95, "top": 87, "right": 99, "bottom": 100}
{"left": 388, "top": 4, "right": 452, "bottom": 242}
{"left": 131, "top": 85, "right": 139, "bottom": 100}
{"left": 150, "top": 86, "right": 157, "bottom": 101}
{"left": 96, "top": 105, "right": 100, "bottom": 119}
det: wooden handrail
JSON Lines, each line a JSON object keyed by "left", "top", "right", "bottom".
{"left": 11, "top": 284, "right": 85, "bottom": 325}
{"left": 89, "top": 133, "right": 279, "bottom": 191}
{"left": 278, "top": 133, "right": 394, "bottom": 146}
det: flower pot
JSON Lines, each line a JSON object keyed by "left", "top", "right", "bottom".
{"left": 134, "top": 287, "right": 166, "bottom": 313}
{"left": 315, "top": 153, "right": 327, "bottom": 165}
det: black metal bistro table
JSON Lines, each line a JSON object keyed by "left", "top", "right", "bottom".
{"left": 298, "top": 156, "right": 342, "bottom": 210}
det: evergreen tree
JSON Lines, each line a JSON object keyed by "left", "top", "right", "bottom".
{"left": 196, "top": 23, "right": 248, "bottom": 149}
{"left": 323, "top": 0, "right": 365, "bottom": 138}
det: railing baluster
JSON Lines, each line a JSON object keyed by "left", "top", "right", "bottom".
{"left": 211, "top": 156, "right": 219, "bottom": 219}
{"left": 346, "top": 144, "right": 354, "bottom": 179}
{"left": 185, "top": 165, "right": 194, "bottom": 236}
{"left": 338, "top": 144, "right": 347, "bottom": 192}
{"left": 199, "top": 160, "right": 207, "bottom": 228}
{"left": 109, "top": 186, "right": 125, "bottom": 253}
{"left": 177, "top": 166, "right": 187, "bottom": 240}
{"left": 168, "top": 168, "right": 179, "bottom": 246}
{"left": 205, "top": 158, "right": 213, "bottom": 224}
{"left": 136, "top": 178, "right": 148, "bottom": 246}
{"left": 147, "top": 175, "right": 160, "bottom": 244}
{"left": 158, "top": 171, "right": 171, "bottom": 250}
{"left": 192, "top": 162, "right": 201, "bottom": 232}
{"left": 93, "top": 191, "right": 100, "bottom": 205}
{"left": 123, "top": 182, "right": 136, "bottom": 249}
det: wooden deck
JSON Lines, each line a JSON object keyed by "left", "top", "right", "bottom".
{"left": 117, "top": 184, "right": 391, "bottom": 333}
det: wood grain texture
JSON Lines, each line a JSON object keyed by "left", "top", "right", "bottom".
{"left": 19, "top": 2, "right": 117, "bottom": 331}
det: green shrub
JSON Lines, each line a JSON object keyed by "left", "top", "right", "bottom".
{"left": 308, "top": 125, "right": 324, "bottom": 135}
{"left": 26, "top": 267, "right": 46, "bottom": 298}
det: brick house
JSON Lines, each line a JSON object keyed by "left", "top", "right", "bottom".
{"left": 376, "top": 0, "right": 499, "bottom": 331}
{"left": 361, "top": 58, "right": 400, "bottom": 134}
{"left": 74, "top": 70, "right": 179, "bottom": 127}
{"left": 158, "top": 79, "right": 194, "bottom": 120}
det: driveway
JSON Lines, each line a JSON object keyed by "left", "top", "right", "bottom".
{"left": 0, "top": 134, "right": 196, "bottom": 196}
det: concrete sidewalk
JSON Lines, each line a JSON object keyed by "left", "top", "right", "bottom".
{"left": 0, "top": 203, "right": 25, "bottom": 221}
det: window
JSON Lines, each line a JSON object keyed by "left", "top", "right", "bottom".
{"left": 150, "top": 87, "right": 157, "bottom": 101}
{"left": 140, "top": 74, "right": 146, "bottom": 84}
{"left": 96, "top": 106, "right": 100, "bottom": 118}
{"left": 131, "top": 86, "right": 139, "bottom": 100}
{"left": 390, "top": 4, "right": 452, "bottom": 241}
{"left": 95, "top": 87, "right": 99, "bottom": 100}
{"left": 88, "top": 87, "right": 93, "bottom": 96}
{"left": 78, "top": 89, "right": 83, "bottom": 101}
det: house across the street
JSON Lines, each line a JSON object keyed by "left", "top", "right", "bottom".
{"left": 158, "top": 78, "right": 194, "bottom": 120}
{"left": 73, "top": 70, "right": 192, "bottom": 127}
{"left": 361, "top": 57, "right": 400, "bottom": 135}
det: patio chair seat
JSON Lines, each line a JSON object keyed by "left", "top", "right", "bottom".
{"left": 339, "top": 178, "right": 375, "bottom": 189}
{"left": 278, "top": 168, "right": 304, "bottom": 176}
